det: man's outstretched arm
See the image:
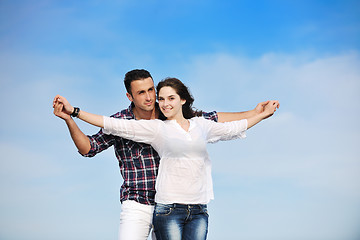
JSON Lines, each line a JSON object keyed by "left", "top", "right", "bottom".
{"left": 53, "top": 95, "right": 91, "bottom": 155}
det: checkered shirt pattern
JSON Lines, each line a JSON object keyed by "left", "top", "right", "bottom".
{"left": 82, "top": 104, "right": 218, "bottom": 205}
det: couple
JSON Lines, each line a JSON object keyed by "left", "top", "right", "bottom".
{"left": 53, "top": 69, "right": 279, "bottom": 240}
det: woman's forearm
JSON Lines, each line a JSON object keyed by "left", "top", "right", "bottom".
{"left": 77, "top": 110, "right": 104, "bottom": 128}
{"left": 246, "top": 113, "right": 266, "bottom": 129}
{"left": 246, "top": 100, "right": 279, "bottom": 129}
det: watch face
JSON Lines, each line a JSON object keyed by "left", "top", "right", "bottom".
{"left": 72, "top": 107, "right": 80, "bottom": 117}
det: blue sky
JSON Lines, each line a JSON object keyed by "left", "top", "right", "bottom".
{"left": 0, "top": 0, "right": 359, "bottom": 240}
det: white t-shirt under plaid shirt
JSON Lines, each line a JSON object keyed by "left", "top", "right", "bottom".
{"left": 103, "top": 116, "right": 248, "bottom": 204}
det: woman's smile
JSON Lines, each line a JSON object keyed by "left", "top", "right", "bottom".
{"left": 158, "top": 86, "right": 186, "bottom": 120}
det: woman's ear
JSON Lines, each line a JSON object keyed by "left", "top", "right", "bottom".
{"left": 181, "top": 99, "right": 186, "bottom": 105}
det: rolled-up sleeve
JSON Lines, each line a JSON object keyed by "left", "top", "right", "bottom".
{"left": 81, "top": 129, "right": 115, "bottom": 157}
{"left": 202, "top": 111, "right": 218, "bottom": 122}
{"left": 103, "top": 116, "right": 160, "bottom": 145}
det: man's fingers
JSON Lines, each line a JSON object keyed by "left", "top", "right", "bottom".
{"left": 54, "top": 102, "right": 63, "bottom": 115}
{"left": 53, "top": 95, "right": 64, "bottom": 106}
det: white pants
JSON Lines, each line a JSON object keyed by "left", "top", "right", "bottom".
{"left": 118, "top": 200, "right": 157, "bottom": 240}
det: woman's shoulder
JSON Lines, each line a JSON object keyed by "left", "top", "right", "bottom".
{"left": 190, "top": 116, "right": 213, "bottom": 127}
{"left": 191, "top": 116, "right": 208, "bottom": 122}
{"left": 130, "top": 118, "right": 165, "bottom": 128}
{"left": 136, "top": 118, "right": 163, "bottom": 122}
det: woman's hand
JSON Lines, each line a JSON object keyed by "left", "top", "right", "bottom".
{"left": 262, "top": 100, "right": 280, "bottom": 119}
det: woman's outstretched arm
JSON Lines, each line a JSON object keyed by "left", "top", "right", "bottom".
{"left": 54, "top": 95, "right": 104, "bottom": 128}
{"left": 77, "top": 110, "right": 104, "bottom": 128}
{"left": 246, "top": 100, "right": 279, "bottom": 129}
{"left": 217, "top": 100, "right": 279, "bottom": 122}
{"left": 205, "top": 100, "right": 280, "bottom": 143}
{"left": 53, "top": 95, "right": 159, "bottom": 145}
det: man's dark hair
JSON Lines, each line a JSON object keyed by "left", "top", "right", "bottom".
{"left": 124, "top": 69, "right": 153, "bottom": 95}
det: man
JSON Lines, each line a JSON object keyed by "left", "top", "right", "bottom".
{"left": 53, "top": 69, "right": 275, "bottom": 240}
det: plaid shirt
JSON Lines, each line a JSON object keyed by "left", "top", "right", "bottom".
{"left": 83, "top": 103, "right": 218, "bottom": 205}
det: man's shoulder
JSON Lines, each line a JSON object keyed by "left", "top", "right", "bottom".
{"left": 201, "top": 111, "right": 218, "bottom": 121}
{"left": 110, "top": 106, "right": 134, "bottom": 120}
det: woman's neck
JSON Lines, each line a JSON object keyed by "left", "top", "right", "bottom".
{"left": 170, "top": 116, "right": 190, "bottom": 132}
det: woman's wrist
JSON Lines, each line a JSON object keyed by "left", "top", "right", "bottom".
{"left": 71, "top": 107, "right": 80, "bottom": 118}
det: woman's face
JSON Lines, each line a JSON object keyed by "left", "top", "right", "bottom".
{"left": 158, "top": 86, "right": 186, "bottom": 120}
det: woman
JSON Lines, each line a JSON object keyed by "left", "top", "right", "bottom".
{"left": 54, "top": 78, "right": 279, "bottom": 240}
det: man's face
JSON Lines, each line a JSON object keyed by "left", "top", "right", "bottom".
{"left": 126, "top": 77, "right": 156, "bottom": 112}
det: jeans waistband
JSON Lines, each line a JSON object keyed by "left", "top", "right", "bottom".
{"left": 156, "top": 203, "right": 207, "bottom": 209}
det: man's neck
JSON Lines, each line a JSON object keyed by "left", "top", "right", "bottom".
{"left": 133, "top": 106, "right": 158, "bottom": 120}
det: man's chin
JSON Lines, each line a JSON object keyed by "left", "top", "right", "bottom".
{"left": 142, "top": 105, "right": 155, "bottom": 111}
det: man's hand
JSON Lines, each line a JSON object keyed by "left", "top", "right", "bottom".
{"left": 53, "top": 95, "right": 74, "bottom": 121}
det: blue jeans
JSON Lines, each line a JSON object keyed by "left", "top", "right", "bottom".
{"left": 153, "top": 203, "right": 209, "bottom": 240}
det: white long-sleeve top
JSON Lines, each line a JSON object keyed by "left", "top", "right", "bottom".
{"left": 103, "top": 116, "right": 247, "bottom": 204}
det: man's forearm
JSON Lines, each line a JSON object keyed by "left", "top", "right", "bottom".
{"left": 65, "top": 117, "right": 91, "bottom": 155}
{"left": 217, "top": 110, "right": 256, "bottom": 123}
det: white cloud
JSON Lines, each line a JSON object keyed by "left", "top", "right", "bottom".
{"left": 180, "top": 51, "right": 360, "bottom": 240}
{"left": 184, "top": 50, "right": 360, "bottom": 189}
{"left": 183, "top": 51, "right": 360, "bottom": 113}
{"left": 1, "top": 48, "right": 359, "bottom": 239}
